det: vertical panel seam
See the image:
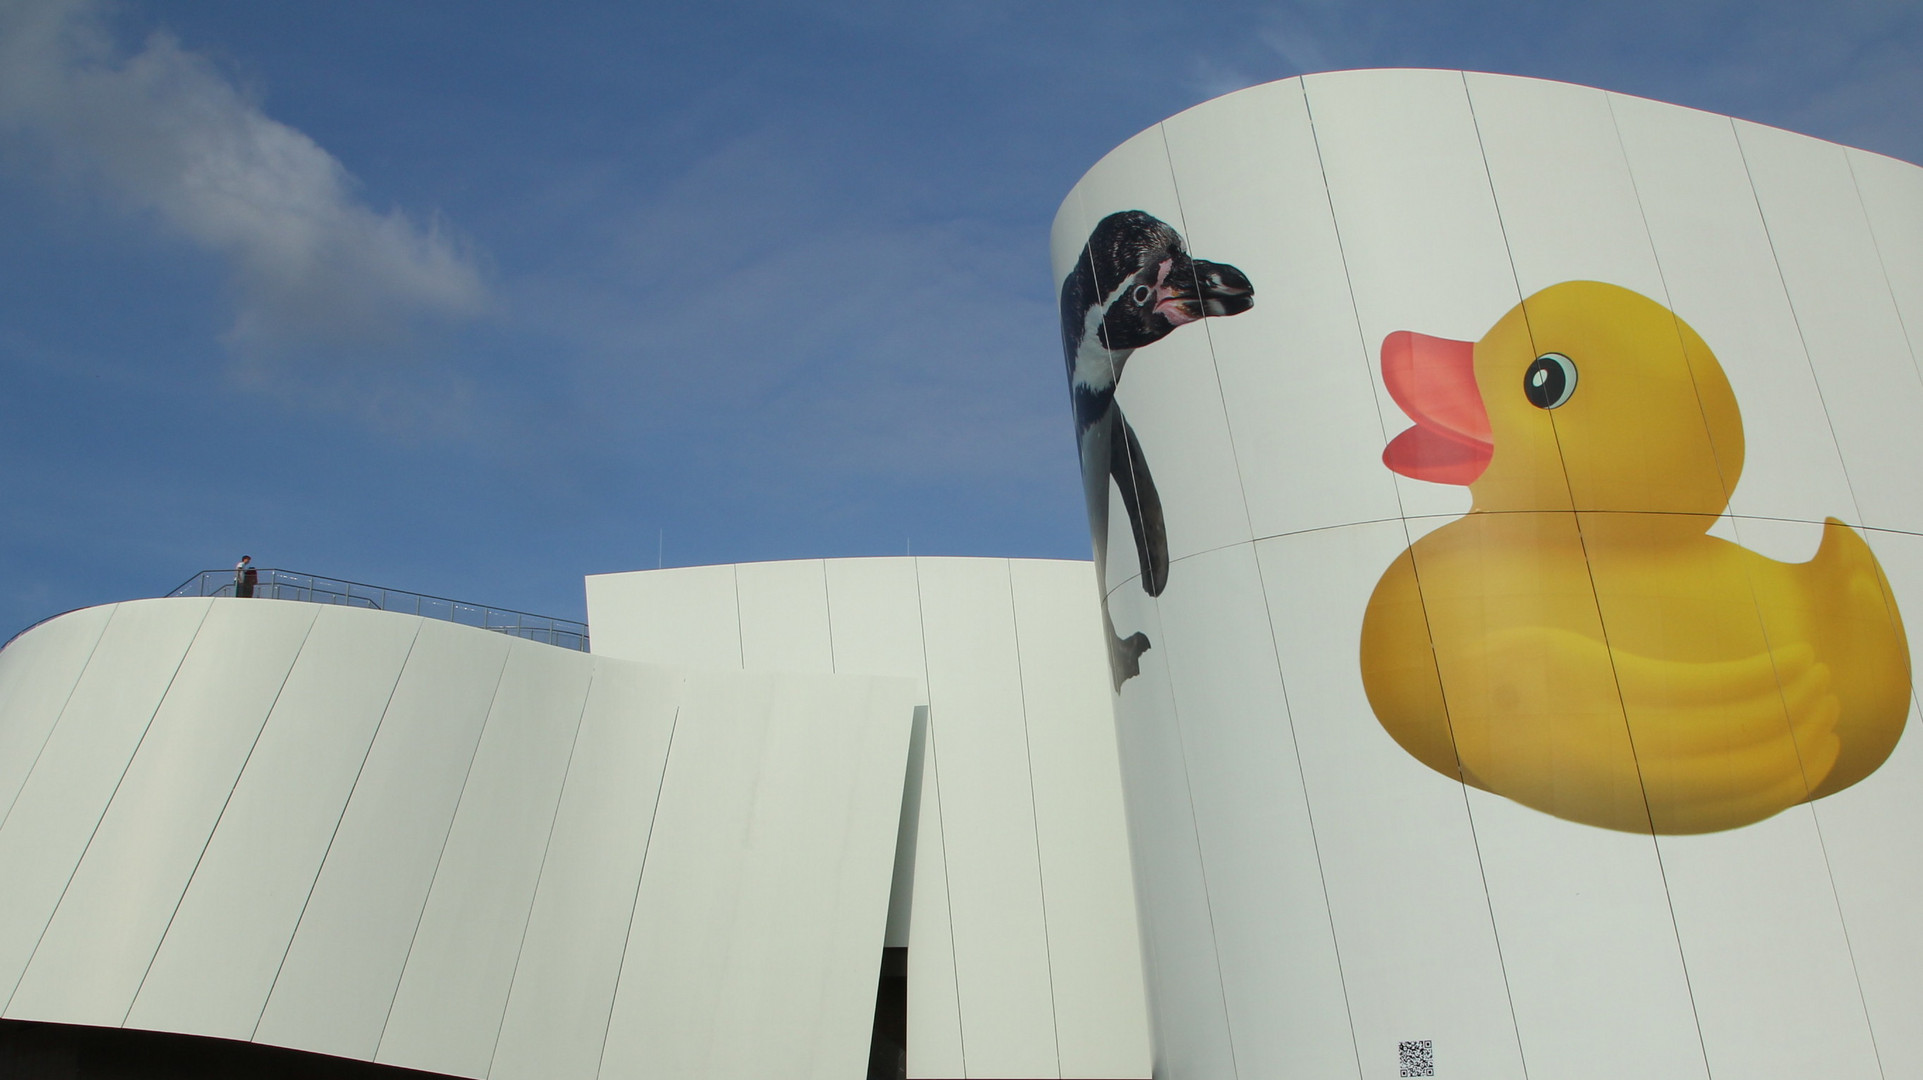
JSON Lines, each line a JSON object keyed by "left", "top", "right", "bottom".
{"left": 0, "top": 607, "right": 116, "bottom": 833}
{"left": 1001, "top": 561, "right": 1065, "bottom": 1078}
{"left": 251, "top": 619, "right": 425, "bottom": 1040}
{"left": 121, "top": 604, "right": 323, "bottom": 1026}
{"left": 909, "top": 556, "right": 970, "bottom": 1075}
{"left": 1462, "top": 72, "right": 1664, "bottom": 1080}
{"left": 1736, "top": 122, "right": 1895, "bottom": 1080}
{"left": 1147, "top": 118, "right": 1257, "bottom": 1080}
{"left": 1623, "top": 93, "right": 1887, "bottom": 1078}
{"left": 483, "top": 667, "right": 599, "bottom": 1079}
{"left": 593, "top": 697, "right": 684, "bottom": 1080}
{"left": 732, "top": 565, "right": 746, "bottom": 670}
{"left": 1293, "top": 72, "right": 1434, "bottom": 1079}
{"left": 820, "top": 560, "right": 839, "bottom": 673}
{"left": 2, "top": 599, "right": 214, "bottom": 1013}
{"left": 1843, "top": 150, "right": 1923, "bottom": 389}
{"left": 372, "top": 640, "right": 517, "bottom": 1060}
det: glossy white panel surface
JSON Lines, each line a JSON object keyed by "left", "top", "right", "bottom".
{"left": 819, "top": 558, "right": 966, "bottom": 1078}
{"left": 0, "top": 598, "right": 210, "bottom": 1005}
{"left": 1820, "top": 529, "right": 1923, "bottom": 1062}
{"left": 1069, "top": 127, "right": 1257, "bottom": 568}
{"left": 1151, "top": 544, "right": 1356, "bottom": 1078}
{"left": 1466, "top": 73, "right": 1665, "bottom": 298}
{"left": 1849, "top": 147, "right": 1923, "bottom": 383}
{"left": 1659, "top": 809, "right": 1879, "bottom": 1077}
{"left": 1102, "top": 583, "right": 1236, "bottom": 1080}
{"left": 585, "top": 564, "right": 742, "bottom": 669}
{"left": 822, "top": 558, "right": 927, "bottom": 682}
{"left": 1009, "top": 560, "right": 1150, "bottom": 1079}
{"left": 253, "top": 620, "right": 511, "bottom": 1060}
{"left": 1738, "top": 120, "right": 1923, "bottom": 535}
{"left": 1158, "top": 78, "right": 1402, "bottom": 540}
{"left": 0, "top": 606, "right": 113, "bottom": 823}
{"left": 913, "top": 559, "right": 1059, "bottom": 1076}
{"left": 1300, "top": 68, "right": 1516, "bottom": 524}
{"left": 1464, "top": 791, "right": 1705, "bottom": 1078}
{"left": 598, "top": 670, "right": 915, "bottom": 1080}
{"left": 489, "top": 660, "right": 681, "bottom": 1080}
{"left": 1609, "top": 93, "right": 1859, "bottom": 530}
{"left": 735, "top": 560, "right": 834, "bottom": 674}
{"left": 127, "top": 606, "right": 419, "bottom": 1040}
{"left": 8, "top": 599, "right": 317, "bottom": 1026}
{"left": 1255, "top": 522, "right": 1527, "bottom": 1080}
{"left": 377, "top": 642, "right": 594, "bottom": 1077}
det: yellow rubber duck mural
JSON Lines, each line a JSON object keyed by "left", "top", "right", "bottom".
{"left": 1360, "top": 281, "right": 1911, "bottom": 834}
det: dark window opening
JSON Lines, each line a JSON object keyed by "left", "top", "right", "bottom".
{"left": 868, "top": 945, "right": 907, "bottom": 1080}
{"left": 0, "top": 1019, "right": 459, "bottom": 1080}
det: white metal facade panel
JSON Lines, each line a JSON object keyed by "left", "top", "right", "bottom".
{"left": 585, "top": 564, "right": 742, "bottom": 669}
{"left": 1254, "top": 523, "right": 1528, "bottom": 1080}
{"left": 1158, "top": 80, "right": 1403, "bottom": 541}
{"left": 818, "top": 559, "right": 968, "bottom": 1079}
{"left": 597, "top": 670, "right": 916, "bottom": 1080}
{"left": 0, "top": 598, "right": 210, "bottom": 1007}
{"left": 1608, "top": 92, "right": 1859, "bottom": 535}
{"left": 914, "top": 559, "right": 1061, "bottom": 1078}
{"left": 1817, "top": 530, "right": 1923, "bottom": 1055}
{"left": 126, "top": 605, "right": 420, "bottom": 1041}
{"left": 1146, "top": 544, "right": 1355, "bottom": 1079}
{"left": 7, "top": 598, "right": 318, "bottom": 1026}
{"left": 590, "top": 556, "right": 1153, "bottom": 1080}
{"left": 1100, "top": 582, "right": 1236, "bottom": 1080}
{"left": 1059, "top": 68, "right": 1923, "bottom": 1080}
{"left": 1298, "top": 69, "right": 1517, "bottom": 528}
{"left": 0, "top": 606, "right": 113, "bottom": 824}
{"left": 376, "top": 642, "right": 595, "bottom": 1077}
{"left": 1007, "top": 560, "right": 1152, "bottom": 1079}
{"left": 735, "top": 559, "right": 835, "bottom": 674}
{"left": 489, "top": 661, "right": 682, "bottom": 1080}
{"left": 1737, "top": 120, "right": 1923, "bottom": 536}
{"left": 1850, "top": 147, "right": 1923, "bottom": 381}
{"left": 253, "top": 619, "right": 511, "bottom": 1060}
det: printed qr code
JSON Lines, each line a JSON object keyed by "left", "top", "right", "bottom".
{"left": 1399, "top": 1039, "right": 1434, "bottom": 1077}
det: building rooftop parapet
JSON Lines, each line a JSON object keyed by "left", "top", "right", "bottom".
{"left": 166, "top": 567, "right": 590, "bottom": 651}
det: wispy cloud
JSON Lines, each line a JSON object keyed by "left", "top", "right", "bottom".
{"left": 0, "top": 0, "right": 484, "bottom": 357}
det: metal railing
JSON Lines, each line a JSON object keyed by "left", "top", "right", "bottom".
{"left": 167, "top": 568, "right": 590, "bottom": 651}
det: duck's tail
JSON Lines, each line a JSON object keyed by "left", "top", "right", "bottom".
{"left": 1794, "top": 519, "right": 1911, "bottom": 798}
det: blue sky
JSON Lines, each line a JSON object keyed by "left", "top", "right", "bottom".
{"left": 0, "top": 0, "right": 1917, "bottom": 632}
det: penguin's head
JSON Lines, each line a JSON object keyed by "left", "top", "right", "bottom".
{"left": 1061, "top": 211, "right": 1253, "bottom": 360}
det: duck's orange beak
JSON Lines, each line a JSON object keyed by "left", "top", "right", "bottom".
{"left": 1381, "top": 331, "right": 1492, "bottom": 485}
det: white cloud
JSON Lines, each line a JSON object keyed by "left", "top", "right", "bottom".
{"left": 0, "top": 0, "right": 484, "bottom": 353}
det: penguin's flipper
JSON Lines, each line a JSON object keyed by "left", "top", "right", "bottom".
{"left": 1110, "top": 410, "right": 1170, "bottom": 596}
{"left": 1104, "top": 601, "right": 1150, "bottom": 691}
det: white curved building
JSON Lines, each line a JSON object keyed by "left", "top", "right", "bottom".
{"left": 1054, "top": 69, "right": 1923, "bottom": 1080}
{"left": 1, "top": 69, "right": 1920, "bottom": 1080}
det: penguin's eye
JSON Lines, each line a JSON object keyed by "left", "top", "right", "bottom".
{"left": 1132, "top": 284, "right": 1154, "bottom": 306}
{"left": 1524, "top": 352, "right": 1577, "bottom": 409}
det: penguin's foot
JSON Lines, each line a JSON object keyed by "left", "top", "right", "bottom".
{"left": 1109, "top": 630, "right": 1151, "bottom": 691}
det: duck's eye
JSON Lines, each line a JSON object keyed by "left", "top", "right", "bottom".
{"left": 1524, "top": 352, "right": 1577, "bottom": 409}
{"left": 1132, "top": 284, "right": 1154, "bottom": 306}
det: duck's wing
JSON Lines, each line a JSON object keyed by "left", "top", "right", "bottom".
{"left": 1466, "top": 627, "right": 1838, "bottom": 834}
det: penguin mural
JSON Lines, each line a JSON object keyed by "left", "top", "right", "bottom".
{"left": 1060, "top": 211, "right": 1253, "bottom": 688}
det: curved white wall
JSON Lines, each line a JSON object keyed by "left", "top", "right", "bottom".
{"left": 0, "top": 597, "right": 916, "bottom": 1080}
{"left": 587, "top": 556, "right": 1151, "bottom": 1080}
{"left": 1055, "top": 70, "right": 1923, "bottom": 1080}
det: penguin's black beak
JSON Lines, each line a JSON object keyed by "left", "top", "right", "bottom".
{"left": 1153, "top": 257, "right": 1253, "bottom": 325}
{"left": 1189, "top": 259, "right": 1254, "bottom": 317}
